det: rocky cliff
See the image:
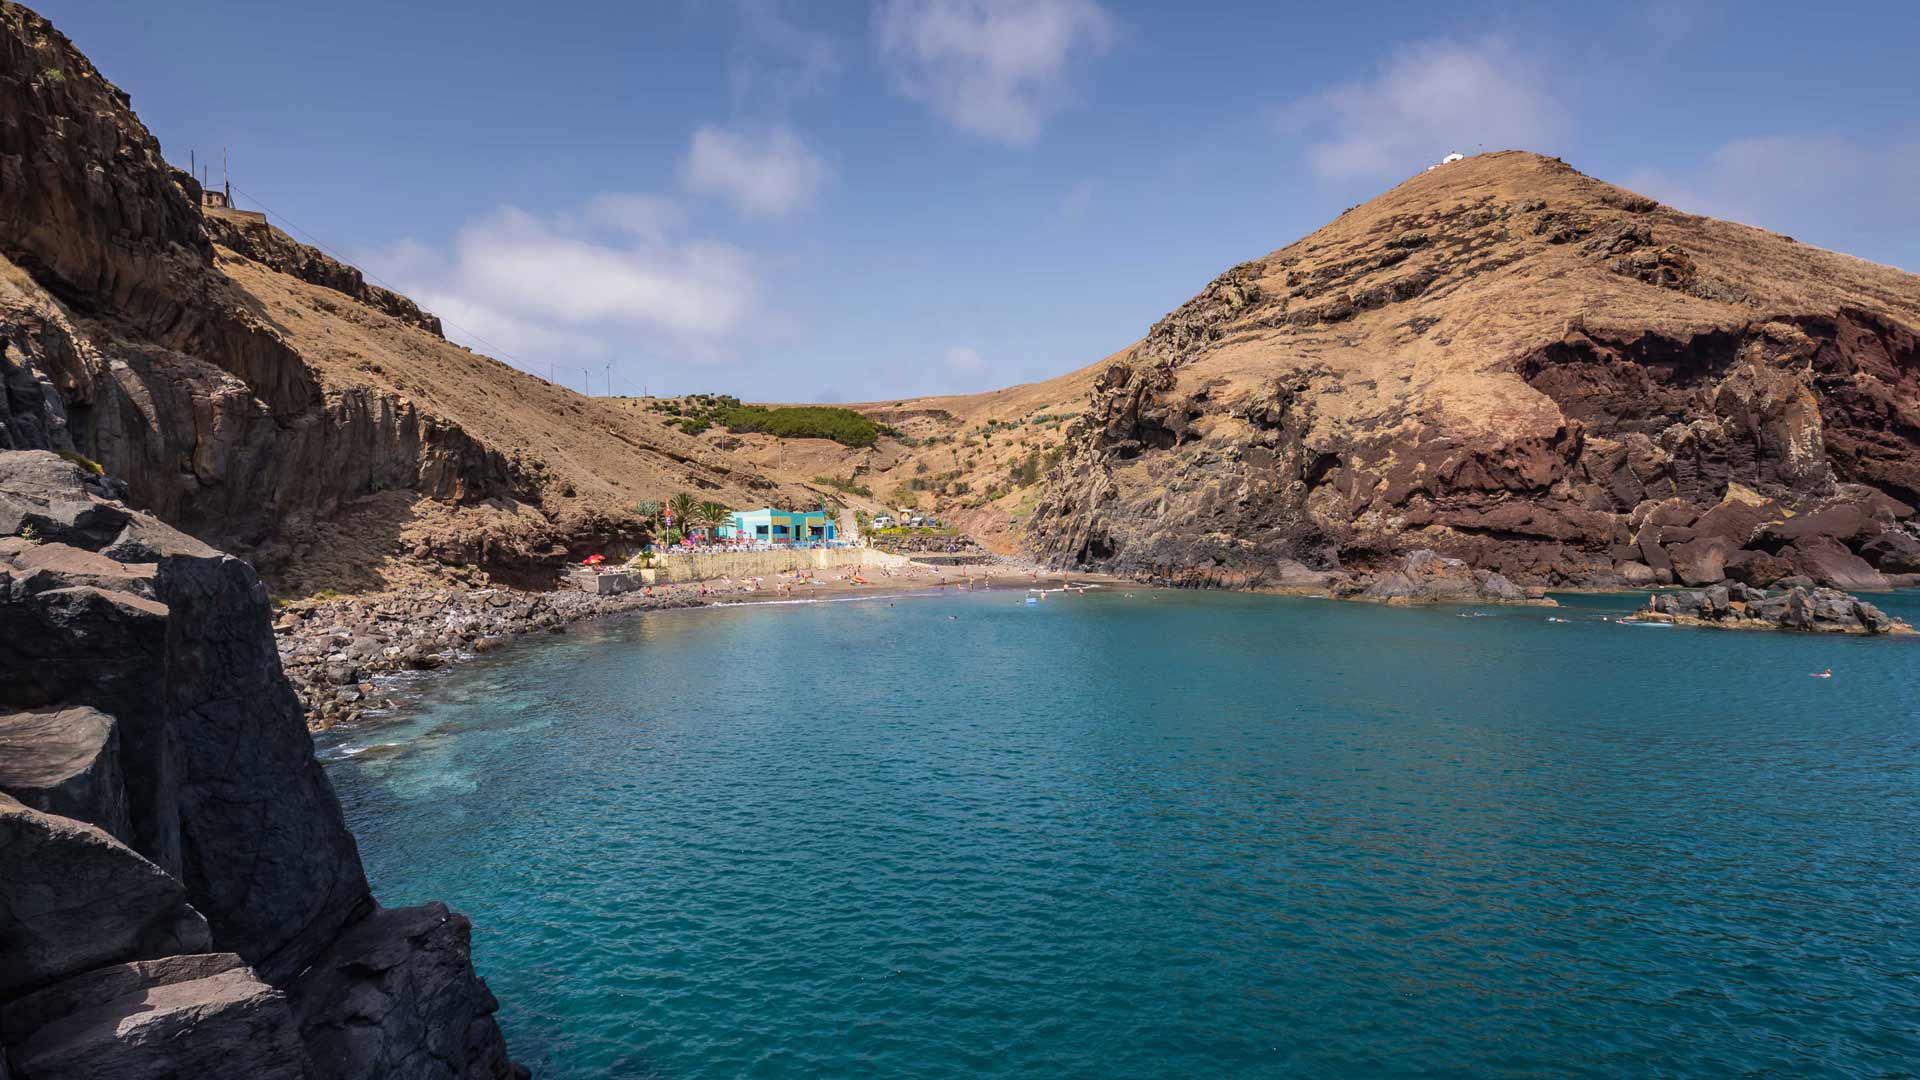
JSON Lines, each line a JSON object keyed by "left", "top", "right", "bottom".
{"left": 1025, "top": 152, "right": 1920, "bottom": 592}
{"left": 0, "top": 449, "right": 520, "bottom": 1078}
{"left": 0, "top": 1, "right": 818, "bottom": 595}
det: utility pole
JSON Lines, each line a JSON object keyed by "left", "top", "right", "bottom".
{"left": 582, "top": 368, "right": 590, "bottom": 397}
{"left": 604, "top": 362, "right": 612, "bottom": 397}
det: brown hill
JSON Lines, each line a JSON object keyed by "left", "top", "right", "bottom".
{"left": 0, "top": 1, "right": 818, "bottom": 594}
{"left": 1013, "top": 151, "right": 1920, "bottom": 591}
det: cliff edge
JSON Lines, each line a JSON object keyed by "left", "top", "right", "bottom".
{"left": 0, "top": 449, "right": 520, "bottom": 1078}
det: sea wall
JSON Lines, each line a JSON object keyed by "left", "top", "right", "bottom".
{"left": 653, "top": 546, "right": 912, "bottom": 583}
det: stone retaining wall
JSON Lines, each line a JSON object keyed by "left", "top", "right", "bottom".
{"left": 652, "top": 546, "right": 911, "bottom": 583}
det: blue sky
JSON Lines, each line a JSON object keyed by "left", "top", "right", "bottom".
{"left": 41, "top": 0, "right": 1920, "bottom": 401}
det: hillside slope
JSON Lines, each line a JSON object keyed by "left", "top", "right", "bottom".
{"left": 1019, "top": 151, "right": 1920, "bottom": 590}
{"left": 0, "top": 2, "right": 815, "bottom": 594}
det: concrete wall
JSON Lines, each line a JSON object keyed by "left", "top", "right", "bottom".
{"left": 564, "top": 569, "right": 647, "bottom": 594}
{"left": 653, "top": 546, "right": 911, "bottom": 584}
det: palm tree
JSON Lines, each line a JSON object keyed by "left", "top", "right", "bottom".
{"left": 668, "top": 492, "right": 698, "bottom": 540}
{"left": 698, "top": 501, "right": 731, "bottom": 538}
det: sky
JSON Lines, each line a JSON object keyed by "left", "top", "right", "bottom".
{"left": 39, "top": 0, "right": 1920, "bottom": 402}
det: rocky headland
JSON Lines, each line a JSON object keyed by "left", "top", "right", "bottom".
{"left": 0, "top": 450, "right": 521, "bottom": 1077}
{"left": 1009, "top": 153, "right": 1920, "bottom": 600}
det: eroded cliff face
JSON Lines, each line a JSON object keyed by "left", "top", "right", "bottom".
{"left": 0, "top": 4, "right": 520, "bottom": 555}
{"left": 0, "top": 450, "right": 519, "bottom": 1078}
{"left": 1027, "top": 152, "right": 1920, "bottom": 591}
{"left": 0, "top": 2, "right": 820, "bottom": 592}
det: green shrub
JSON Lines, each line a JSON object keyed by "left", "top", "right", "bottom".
{"left": 720, "top": 405, "right": 885, "bottom": 448}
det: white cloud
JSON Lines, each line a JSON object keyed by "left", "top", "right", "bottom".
{"left": 363, "top": 196, "right": 761, "bottom": 374}
{"left": 875, "top": 0, "right": 1115, "bottom": 145}
{"left": 946, "top": 345, "right": 987, "bottom": 374}
{"left": 1622, "top": 134, "right": 1920, "bottom": 267}
{"left": 727, "top": 0, "right": 840, "bottom": 111}
{"left": 680, "top": 126, "right": 829, "bottom": 217}
{"left": 1282, "top": 37, "right": 1570, "bottom": 179}
{"left": 582, "top": 193, "right": 684, "bottom": 243}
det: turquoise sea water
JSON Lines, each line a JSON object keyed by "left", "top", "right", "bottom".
{"left": 320, "top": 589, "right": 1920, "bottom": 1079}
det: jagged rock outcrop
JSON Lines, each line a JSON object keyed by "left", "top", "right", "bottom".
{"left": 1025, "top": 152, "right": 1920, "bottom": 595}
{"left": 1627, "top": 580, "right": 1913, "bottom": 634}
{"left": 0, "top": 450, "right": 519, "bottom": 1078}
{"left": 1330, "top": 548, "right": 1550, "bottom": 606}
{"left": 202, "top": 208, "right": 444, "bottom": 335}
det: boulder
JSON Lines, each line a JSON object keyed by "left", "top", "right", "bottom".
{"left": 1, "top": 954, "right": 304, "bottom": 1080}
{"left": 1667, "top": 536, "right": 1733, "bottom": 586}
{"left": 1724, "top": 548, "right": 1792, "bottom": 586}
{"left": 0, "top": 795, "right": 211, "bottom": 998}
{"left": 1784, "top": 535, "right": 1889, "bottom": 591}
{"left": 289, "top": 903, "right": 517, "bottom": 1080}
{"left": 0, "top": 706, "right": 128, "bottom": 842}
{"left": 1616, "top": 560, "right": 1657, "bottom": 586}
{"left": 1858, "top": 526, "right": 1920, "bottom": 572}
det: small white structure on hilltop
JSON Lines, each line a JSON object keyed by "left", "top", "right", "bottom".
{"left": 1426, "top": 152, "right": 1468, "bottom": 172}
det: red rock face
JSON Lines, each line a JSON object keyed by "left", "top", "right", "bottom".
{"left": 1026, "top": 153, "right": 1920, "bottom": 591}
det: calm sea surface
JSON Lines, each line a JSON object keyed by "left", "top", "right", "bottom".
{"left": 319, "top": 588, "right": 1920, "bottom": 1079}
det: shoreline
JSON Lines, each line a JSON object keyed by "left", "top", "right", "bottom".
{"left": 280, "top": 564, "right": 1120, "bottom": 730}
{"left": 289, "top": 565, "right": 1920, "bottom": 732}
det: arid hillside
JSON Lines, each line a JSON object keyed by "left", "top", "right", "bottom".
{"left": 1011, "top": 151, "right": 1920, "bottom": 590}
{"left": 603, "top": 362, "right": 1103, "bottom": 552}
{"left": 0, "top": 1, "right": 817, "bottom": 595}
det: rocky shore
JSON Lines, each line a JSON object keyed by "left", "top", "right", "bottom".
{"left": 275, "top": 557, "right": 1017, "bottom": 728}
{"left": 1626, "top": 580, "right": 1915, "bottom": 634}
{"left": 0, "top": 450, "right": 521, "bottom": 1079}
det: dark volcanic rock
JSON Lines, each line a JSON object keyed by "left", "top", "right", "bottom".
{"left": 0, "top": 451, "right": 369, "bottom": 982}
{"left": 1, "top": 954, "right": 305, "bottom": 1080}
{"left": 0, "top": 794, "right": 212, "bottom": 998}
{"left": 0, "top": 706, "right": 128, "bottom": 842}
{"left": 1631, "top": 581, "right": 1912, "bottom": 634}
{"left": 290, "top": 902, "right": 519, "bottom": 1080}
{"left": 0, "top": 450, "right": 519, "bottom": 1076}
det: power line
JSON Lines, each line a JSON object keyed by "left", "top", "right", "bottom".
{"left": 224, "top": 182, "right": 559, "bottom": 385}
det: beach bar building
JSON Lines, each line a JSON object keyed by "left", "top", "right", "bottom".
{"left": 719, "top": 508, "right": 838, "bottom": 544}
